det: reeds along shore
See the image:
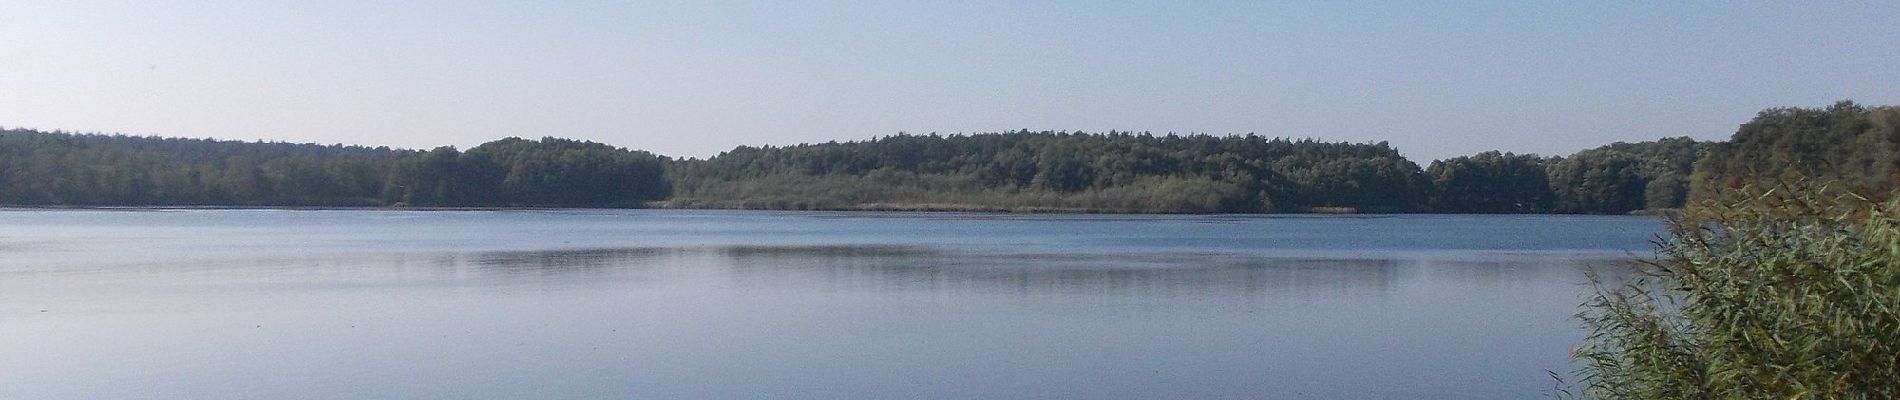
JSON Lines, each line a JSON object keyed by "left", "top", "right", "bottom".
{"left": 1563, "top": 180, "right": 1900, "bottom": 399}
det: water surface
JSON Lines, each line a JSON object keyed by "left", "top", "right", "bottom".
{"left": 0, "top": 210, "right": 1660, "bottom": 399}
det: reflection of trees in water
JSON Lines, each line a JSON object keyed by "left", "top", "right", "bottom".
{"left": 718, "top": 245, "right": 939, "bottom": 258}
{"left": 449, "top": 246, "right": 1645, "bottom": 298}
{"left": 1410, "top": 257, "right": 1644, "bottom": 286}
{"left": 100, "top": 244, "right": 1643, "bottom": 296}
{"left": 469, "top": 247, "right": 669, "bottom": 273}
{"left": 716, "top": 246, "right": 1408, "bottom": 297}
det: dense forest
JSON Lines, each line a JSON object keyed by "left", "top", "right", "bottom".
{"left": 669, "top": 132, "right": 1425, "bottom": 213}
{"left": 1692, "top": 101, "right": 1900, "bottom": 202}
{"left": 0, "top": 132, "right": 668, "bottom": 207}
{"left": 2, "top": 102, "right": 1893, "bottom": 213}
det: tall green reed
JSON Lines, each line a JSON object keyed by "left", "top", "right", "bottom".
{"left": 1562, "top": 181, "right": 1900, "bottom": 399}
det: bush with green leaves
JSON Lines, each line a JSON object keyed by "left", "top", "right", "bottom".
{"left": 1563, "top": 183, "right": 1900, "bottom": 399}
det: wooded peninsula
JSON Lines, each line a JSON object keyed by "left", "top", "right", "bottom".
{"left": 3, "top": 101, "right": 1894, "bottom": 213}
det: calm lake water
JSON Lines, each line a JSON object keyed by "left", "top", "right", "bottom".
{"left": 0, "top": 210, "right": 1661, "bottom": 399}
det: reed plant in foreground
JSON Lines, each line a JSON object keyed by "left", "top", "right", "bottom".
{"left": 1562, "top": 182, "right": 1900, "bottom": 399}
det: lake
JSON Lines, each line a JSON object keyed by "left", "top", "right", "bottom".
{"left": 0, "top": 209, "right": 1661, "bottom": 399}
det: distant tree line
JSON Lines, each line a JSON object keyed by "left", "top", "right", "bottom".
{"left": 2, "top": 101, "right": 1893, "bottom": 213}
{"left": 0, "top": 132, "right": 668, "bottom": 207}
{"left": 1691, "top": 101, "right": 1900, "bottom": 203}
{"left": 669, "top": 132, "right": 1426, "bottom": 213}
{"left": 392, "top": 138, "right": 668, "bottom": 207}
{"left": 669, "top": 131, "right": 1728, "bottom": 214}
{"left": 1425, "top": 137, "right": 1707, "bottom": 214}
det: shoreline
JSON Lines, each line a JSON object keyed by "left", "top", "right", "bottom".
{"left": 0, "top": 203, "right": 1667, "bottom": 216}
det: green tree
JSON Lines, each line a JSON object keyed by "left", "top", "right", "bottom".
{"left": 1691, "top": 101, "right": 1899, "bottom": 203}
{"left": 1547, "top": 137, "right": 1706, "bottom": 214}
{"left": 1427, "top": 151, "right": 1554, "bottom": 213}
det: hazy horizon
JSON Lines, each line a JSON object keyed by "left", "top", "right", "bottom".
{"left": 4, "top": 2, "right": 1896, "bottom": 161}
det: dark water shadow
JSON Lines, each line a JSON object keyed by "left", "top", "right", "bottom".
{"left": 469, "top": 247, "right": 670, "bottom": 274}
{"left": 799, "top": 212, "right": 1399, "bottom": 224}
{"left": 719, "top": 244, "right": 941, "bottom": 258}
{"left": 715, "top": 245, "right": 1412, "bottom": 297}
{"left": 32, "top": 242, "right": 1643, "bottom": 299}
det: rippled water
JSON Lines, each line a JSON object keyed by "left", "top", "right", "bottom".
{"left": 0, "top": 209, "right": 1661, "bottom": 399}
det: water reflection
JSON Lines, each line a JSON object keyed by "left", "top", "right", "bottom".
{"left": 704, "top": 245, "right": 1640, "bottom": 300}
{"left": 470, "top": 247, "right": 668, "bottom": 272}
{"left": 0, "top": 211, "right": 1665, "bottom": 400}
{"left": 14, "top": 243, "right": 1637, "bottom": 301}
{"left": 435, "top": 246, "right": 1645, "bottom": 296}
{"left": 801, "top": 212, "right": 1400, "bottom": 223}
{"left": 1413, "top": 258, "right": 1640, "bottom": 285}
{"left": 716, "top": 249, "right": 1407, "bottom": 296}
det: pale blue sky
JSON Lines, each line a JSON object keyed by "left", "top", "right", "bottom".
{"left": 2, "top": 1, "right": 1895, "bottom": 160}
